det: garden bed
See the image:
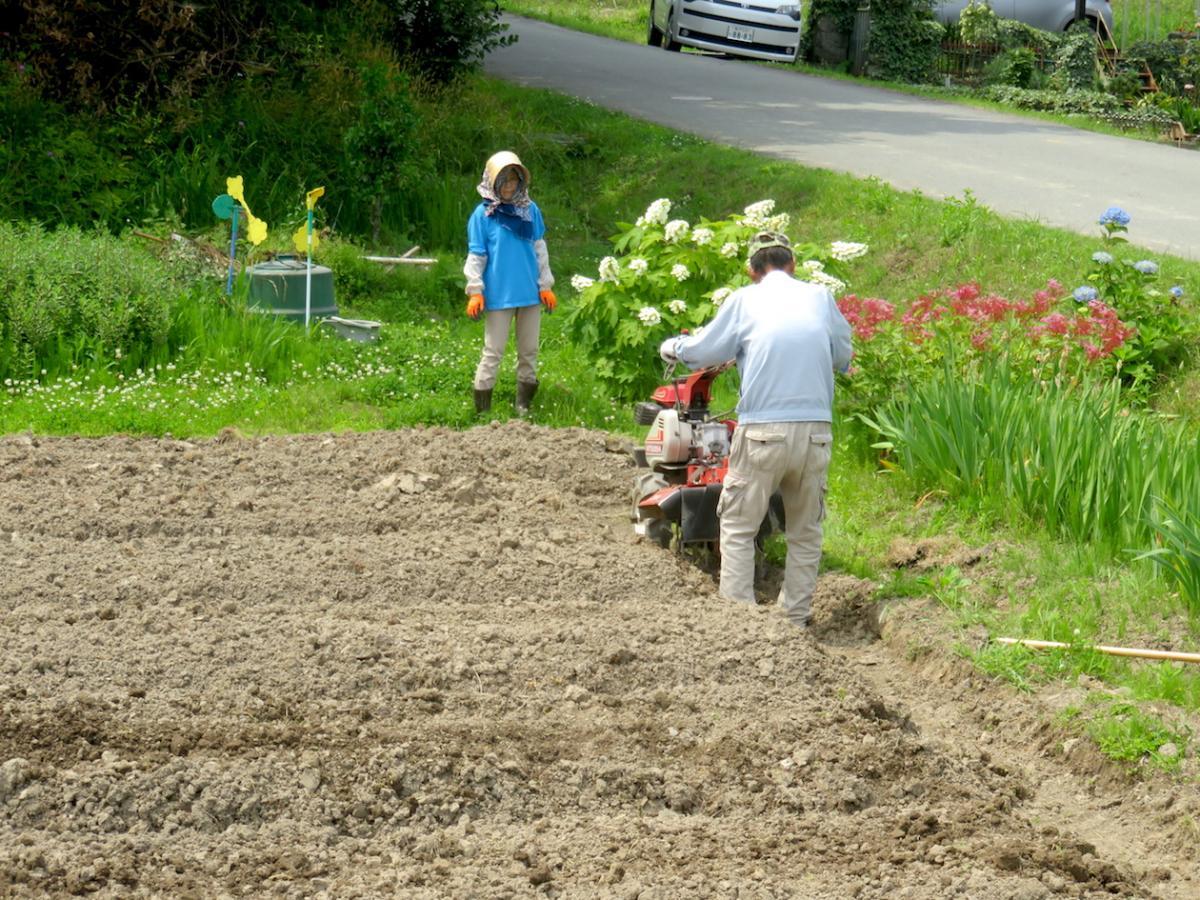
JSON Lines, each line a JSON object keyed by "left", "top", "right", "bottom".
{"left": 2, "top": 425, "right": 1198, "bottom": 896}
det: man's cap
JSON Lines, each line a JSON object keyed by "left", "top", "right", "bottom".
{"left": 747, "top": 231, "right": 792, "bottom": 258}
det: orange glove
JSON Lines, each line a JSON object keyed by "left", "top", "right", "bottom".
{"left": 466, "top": 294, "right": 485, "bottom": 319}
{"left": 539, "top": 290, "right": 557, "bottom": 312}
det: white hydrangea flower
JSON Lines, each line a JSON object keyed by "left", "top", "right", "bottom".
{"left": 743, "top": 199, "right": 776, "bottom": 226}
{"left": 807, "top": 269, "right": 846, "bottom": 295}
{"left": 802, "top": 259, "right": 825, "bottom": 274}
{"left": 691, "top": 227, "right": 714, "bottom": 246}
{"left": 637, "top": 306, "right": 662, "bottom": 326}
{"left": 599, "top": 256, "right": 620, "bottom": 283}
{"left": 570, "top": 274, "right": 595, "bottom": 292}
{"left": 628, "top": 257, "right": 649, "bottom": 275}
{"left": 763, "top": 212, "right": 791, "bottom": 233}
{"left": 711, "top": 287, "right": 733, "bottom": 307}
{"left": 671, "top": 263, "right": 690, "bottom": 281}
{"left": 667, "top": 299, "right": 687, "bottom": 315}
{"left": 830, "top": 241, "right": 869, "bottom": 262}
{"left": 637, "top": 198, "right": 672, "bottom": 227}
{"left": 720, "top": 242, "right": 739, "bottom": 258}
{"left": 664, "top": 219, "right": 690, "bottom": 242}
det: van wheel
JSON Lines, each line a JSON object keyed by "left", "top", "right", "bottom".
{"left": 665, "top": 4, "right": 682, "bottom": 51}
{"left": 647, "top": 0, "right": 664, "bottom": 47}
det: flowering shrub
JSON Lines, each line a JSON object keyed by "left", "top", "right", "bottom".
{"left": 565, "top": 198, "right": 866, "bottom": 397}
{"left": 1075, "top": 207, "right": 1194, "bottom": 386}
{"left": 837, "top": 280, "right": 1137, "bottom": 415}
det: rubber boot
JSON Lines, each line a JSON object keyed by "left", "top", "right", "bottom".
{"left": 515, "top": 380, "right": 538, "bottom": 416}
{"left": 474, "top": 387, "right": 493, "bottom": 415}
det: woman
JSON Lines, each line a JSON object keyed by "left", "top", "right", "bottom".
{"left": 463, "top": 150, "right": 557, "bottom": 416}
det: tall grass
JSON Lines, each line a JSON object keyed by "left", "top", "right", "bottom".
{"left": 864, "top": 366, "right": 1200, "bottom": 609}
{"left": 1111, "top": 0, "right": 1198, "bottom": 46}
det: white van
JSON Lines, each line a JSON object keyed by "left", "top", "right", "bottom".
{"left": 647, "top": 0, "right": 804, "bottom": 63}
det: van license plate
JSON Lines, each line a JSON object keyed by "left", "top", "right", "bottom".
{"left": 727, "top": 25, "right": 754, "bottom": 43}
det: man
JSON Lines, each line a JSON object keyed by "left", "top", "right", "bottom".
{"left": 659, "top": 232, "right": 852, "bottom": 628}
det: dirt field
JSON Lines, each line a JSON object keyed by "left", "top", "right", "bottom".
{"left": 1, "top": 423, "right": 1197, "bottom": 898}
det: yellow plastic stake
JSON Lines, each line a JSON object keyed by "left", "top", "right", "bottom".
{"left": 299, "top": 186, "right": 325, "bottom": 328}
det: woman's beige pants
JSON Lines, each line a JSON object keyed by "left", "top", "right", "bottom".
{"left": 473, "top": 305, "right": 541, "bottom": 390}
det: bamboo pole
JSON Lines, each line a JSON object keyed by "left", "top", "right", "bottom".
{"left": 363, "top": 255, "right": 437, "bottom": 265}
{"left": 996, "top": 637, "right": 1200, "bottom": 664}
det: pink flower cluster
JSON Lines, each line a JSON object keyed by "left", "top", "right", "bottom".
{"left": 837, "top": 281, "right": 1135, "bottom": 362}
{"left": 1029, "top": 301, "right": 1136, "bottom": 360}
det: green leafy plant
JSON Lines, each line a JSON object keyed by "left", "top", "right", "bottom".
{"left": 1050, "top": 22, "right": 1101, "bottom": 92}
{"left": 383, "top": 0, "right": 515, "bottom": 84}
{"left": 565, "top": 198, "right": 865, "bottom": 397}
{"left": 343, "top": 61, "right": 424, "bottom": 246}
{"left": 959, "top": 1, "right": 1001, "bottom": 46}
{"left": 1139, "top": 497, "right": 1200, "bottom": 614}
{"left": 1078, "top": 207, "right": 1196, "bottom": 387}
{"left": 866, "top": 0, "right": 945, "bottom": 83}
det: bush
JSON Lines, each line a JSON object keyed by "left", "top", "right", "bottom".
{"left": 959, "top": 1, "right": 1000, "bottom": 45}
{"left": 983, "top": 48, "right": 1038, "bottom": 88}
{"left": 1050, "top": 23, "right": 1100, "bottom": 91}
{"left": 1125, "top": 37, "right": 1200, "bottom": 98}
{"left": 343, "top": 60, "right": 425, "bottom": 246}
{"left": 383, "top": 0, "right": 515, "bottom": 84}
{"left": 566, "top": 199, "right": 866, "bottom": 398}
{"left": 866, "top": 0, "right": 945, "bottom": 83}
{"left": 0, "top": 225, "right": 178, "bottom": 379}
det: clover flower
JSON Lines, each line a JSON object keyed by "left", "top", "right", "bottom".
{"left": 1170, "top": 285, "right": 1184, "bottom": 299}
{"left": 664, "top": 219, "right": 690, "bottom": 242}
{"left": 720, "top": 242, "right": 739, "bottom": 258}
{"left": 692, "top": 227, "right": 714, "bottom": 246}
{"left": 1133, "top": 259, "right": 1159, "bottom": 275}
{"left": 570, "top": 274, "right": 595, "bottom": 292}
{"left": 711, "top": 287, "right": 733, "bottom": 307}
{"left": 667, "top": 299, "right": 688, "bottom": 315}
{"left": 743, "top": 199, "right": 776, "bottom": 226}
{"left": 599, "top": 256, "right": 620, "bottom": 282}
{"left": 1091, "top": 251, "right": 1113, "bottom": 265}
{"left": 628, "top": 257, "right": 649, "bottom": 275}
{"left": 671, "top": 263, "right": 690, "bottom": 282}
{"left": 637, "top": 198, "right": 672, "bottom": 227}
{"left": 637, "top": 306, "right": 662, "bottom": 326}
{"left": 830, "top": 241, "right": 869, "bottom": 262}
{"left": 1072, "top": 285, "right": 1099, "bottom": 303}
{"left": 1098, "top": 207, "right": 1131, "bottom": 227}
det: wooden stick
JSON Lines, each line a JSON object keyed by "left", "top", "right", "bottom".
{"left": 132, "top": 230, "right": 167, "bottom": 244}
{"left": 996, "top": 637, "right": 1200, "bottom": 665}
{"left": 400, "top": 245, "right": 421, "bottom": 258}
{"left": 362, "top": 255, "right": 437, "bottom": 265}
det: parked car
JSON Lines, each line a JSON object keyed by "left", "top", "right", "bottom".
{"left": 933, "top": 0, "right": 1114, "bottom": 35}
{"left": 647, "top": 0, "right": 804, "bottom": 63}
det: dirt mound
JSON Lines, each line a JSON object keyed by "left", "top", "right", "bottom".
{"left": 0, "top": 424, "right": 1162, "bottom": 896}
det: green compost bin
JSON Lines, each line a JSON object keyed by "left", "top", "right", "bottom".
{"left": 246, "top": 255, "right": 338, "bottom": 324}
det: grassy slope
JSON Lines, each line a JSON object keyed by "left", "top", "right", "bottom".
{"left": 5, "top": 73, "right": 1200, "bottom": 765}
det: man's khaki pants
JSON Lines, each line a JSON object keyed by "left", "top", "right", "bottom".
{"left": 473, "top": 305, "right": 541, "bottom": 390}
{"left": 716, "top": 421, "right": 832, "bottom": 625}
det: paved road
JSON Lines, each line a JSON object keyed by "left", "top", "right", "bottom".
{"left": 487, "top": 17, "right": 1198, "bottom": 260}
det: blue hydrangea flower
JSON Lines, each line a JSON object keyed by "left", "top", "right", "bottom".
{"left": 1133, "top": 259, "right": 1159, "bottom": 275}
{"left": 1098, "top": 207, "right": 1131, "bottom": 227}
{"left": 1169, "top": 285, "right": 1184, "bottom": 298}
{"left": 1091, "top": 251, "right": 1113, "bottom": 265}
{"left": 1073, "top": 285, "right": 1099, "bottom": 303}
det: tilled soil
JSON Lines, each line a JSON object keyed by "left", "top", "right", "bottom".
{"left": 0, "top": 423, "right": 1187, "bottom": 898}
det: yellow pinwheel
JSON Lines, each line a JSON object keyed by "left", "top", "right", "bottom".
{"left": 225, "top": 175, "right": 268, "bottom": 246}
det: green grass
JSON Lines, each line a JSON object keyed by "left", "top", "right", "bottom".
{"left": 503, "top": 0, "right": 644, "bottom": 42}
{"left": 1112, "top": 0, "right": 1198, "bottom": 46}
